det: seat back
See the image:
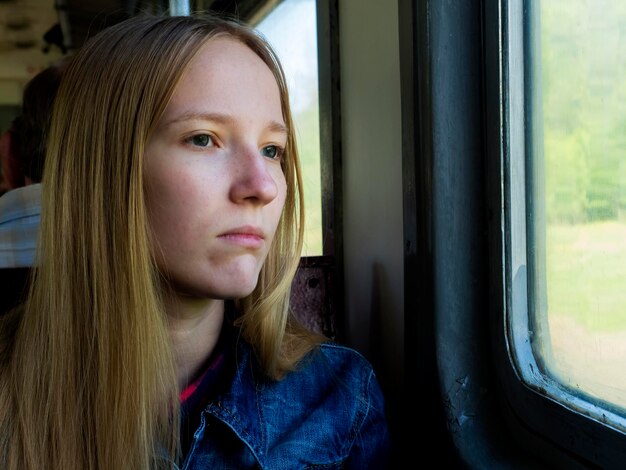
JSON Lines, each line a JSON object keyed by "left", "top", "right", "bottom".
{"left": 289, "top": 255, "right": 340, "bottom": 340}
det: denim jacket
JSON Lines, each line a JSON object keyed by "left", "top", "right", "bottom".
{"left": 180, "top": 338, "right": 391, "bottom": 469}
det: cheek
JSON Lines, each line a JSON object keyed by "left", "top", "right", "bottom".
{"left": 273, "top": 171, "right": 288, "bottom": 219}
{"left": 147, "top": 168, "right": 193, "bottom": 223}
{"left": 265, "top": 174, "right": 288, "bottom": 245}
{"left": 144, "top": 165, "right": 213, "bottom": 251}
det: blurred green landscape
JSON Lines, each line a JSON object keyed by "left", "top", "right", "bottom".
{"left": 293, "top": 102, "right": 323, "bottom": 256}
{"left": 542, "top": 1, "right": 626, "bottom": 329}
{"left": 547, "top": 222, "right": 626, "bottom": 331}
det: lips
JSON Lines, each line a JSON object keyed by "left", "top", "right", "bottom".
{"left": 217, "top": 225, "right": 265, "bottom": 248}
{"left": 219, "top": 225, "right": 264, "bottom": 238}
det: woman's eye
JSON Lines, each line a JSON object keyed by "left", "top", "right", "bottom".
{"left": 261, "top": 145, "right": 282, "bottom": 160}
{"left": 188, "top": 134, "right": 214, "bottom": 147}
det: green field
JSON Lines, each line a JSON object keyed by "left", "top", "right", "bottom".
{"left": 293, "top": 102, "right": 323, "bottom": 257}
{"left": 547, "top": 221, "right": 626, "bottom": 331}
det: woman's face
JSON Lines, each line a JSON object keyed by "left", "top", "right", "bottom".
{"left": 144, "top": 37, "right": 288, "bottom": 299}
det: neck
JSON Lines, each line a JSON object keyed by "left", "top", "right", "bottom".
{"left": 164, "top": 292, "right": 225, "bottom": 391}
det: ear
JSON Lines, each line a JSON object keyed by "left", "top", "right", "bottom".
{"left": 0, "top": 130, "right": 25, "bottom": 189}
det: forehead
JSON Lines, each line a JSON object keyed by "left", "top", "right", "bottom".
{"left": 164, "top": 36, "right": 284, "bottom": 121}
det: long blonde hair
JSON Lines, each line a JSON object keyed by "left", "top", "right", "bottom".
{"left": 0, "top": 14, "right": 322, "bottom": 470}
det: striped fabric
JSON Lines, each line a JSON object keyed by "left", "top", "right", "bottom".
{"left": 0, "top": 183, "right": 41, "bottom": 268}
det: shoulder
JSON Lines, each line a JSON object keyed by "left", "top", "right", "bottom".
{"left": 204, "top": 339, "right": 391, "bottom": 468}
{"left": 264, "top": 341, "right": 388, "bottom": 439}
{"left": 298, "top": 341, "right": 381, "bottom": 393}
{"left": 268, "top": 342, "right": 391, "bottom": 466}
{"left": 229, "top": 339, "right": 381, "bottom": 401}
{"left": 0, "top": 184, "right": 41, "bottom": 226}
{"left": 234, "top": 337, "right": 379, "bottom": 390}
{"left": 233, "top": 338, "right": 387, "bottom": 422}
{"left": 0, "top": 186, "right": 41, "bottom": 268}
{"left": 317, "top": 341, "right": 375, "bottom": 370}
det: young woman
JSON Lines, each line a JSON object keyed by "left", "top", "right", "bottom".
{"left": 0, "top": 14, "right": 390, "bottom": 469}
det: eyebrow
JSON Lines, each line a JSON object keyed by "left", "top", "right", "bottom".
{"left": 163, "top": 111, "right": 289, "bottom": 136}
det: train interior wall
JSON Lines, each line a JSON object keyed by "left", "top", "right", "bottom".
{"left": 339, "top": 0, "right": 405, "bottom": 461}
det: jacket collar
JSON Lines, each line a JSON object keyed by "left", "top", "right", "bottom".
{"left": 203, "top": 334, "right": 269, "bottom": 467}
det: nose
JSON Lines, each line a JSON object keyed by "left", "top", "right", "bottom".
{"left": 229, "top": 145, "right": 279, "bottom": 205}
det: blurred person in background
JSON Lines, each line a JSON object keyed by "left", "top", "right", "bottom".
{"left": 0, "top": 63, "right": 64, "bottom": 315}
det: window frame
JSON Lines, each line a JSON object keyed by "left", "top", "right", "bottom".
{"left": 400, "top": 0, "right": 626, "bottom": 466}
{"left": 226, "top": 0, "right": 345, "bottom": 340}
{"left": 486, "top": 0, "right": 626, "bottom": 466}
{"left": 235, "top": 0, "right": 342, "bottom": 259}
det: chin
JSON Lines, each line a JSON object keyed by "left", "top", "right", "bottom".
{"left": 166, "top": 261, "right": 264, "bottom": 299}
{"left": 170, "top": 282, "right": 258, "bottom": 301}
{"left": 215, "top": 263, "right": 264, "bottom": 299}
{"left": 195, "top": 273, "right": 261, "bottom": 300}
{"left": 230, "top": 276, "right": 262, "bottom": 299}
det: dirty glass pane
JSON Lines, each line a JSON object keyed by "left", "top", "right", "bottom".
{"left": 532, "top": 0, "right": 626, "bottom": 411}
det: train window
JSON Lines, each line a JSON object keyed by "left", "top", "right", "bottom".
{"left": 492, "top": 0, "right": 626, "bottom": 464}
{"left": 511, "top": 0, "right": 626, "bottom": 425}
{"left": 527, "top": 0, "right": 626, "bottom": 416}
{"left": 255, "top": 0, "right": 323, "bottom": 256}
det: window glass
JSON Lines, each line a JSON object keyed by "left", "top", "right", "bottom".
{"left": 256, "top": 0, "right": 322, "bottom": 256}
{"left": 533, "top": 0, "right": 626, "bottom": 411}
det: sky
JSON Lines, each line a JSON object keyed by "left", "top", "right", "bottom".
{"left": 256, "top": 0, "right": 318, "bottom": 115}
